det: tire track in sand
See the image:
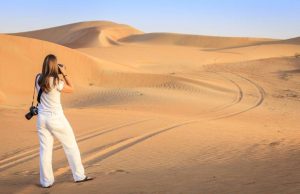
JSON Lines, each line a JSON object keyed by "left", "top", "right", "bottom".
{"left": 212, "top": 71, "right": 265, "bottom": 119}
{"left": 176, "top": 68, "right": 264, "bottom": 120}
{"left": 175, "top": 71, "right": 244, "bottom": 117}
{"left": 0, "top": 118, "right": 152, "bottom": 171}
{"left": 207, "top": 71, "right": 243, "bottom": 112}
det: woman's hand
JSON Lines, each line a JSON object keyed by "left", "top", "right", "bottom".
{"left": 58, "top": 64, "right": 67, "bottom": 76}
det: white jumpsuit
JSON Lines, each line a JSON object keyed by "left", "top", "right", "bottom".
{"left": 36, "top": 75, "right": 85, "bottom": 187}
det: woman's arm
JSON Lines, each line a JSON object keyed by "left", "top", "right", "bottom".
{"left": 58, "top": 65, "right": 74, "bottom": 93}
{"left": 61, "top": 75, "right": 74, "bottom": 93}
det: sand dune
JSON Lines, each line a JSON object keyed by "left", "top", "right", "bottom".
{"left": 119, "top": 32, "right": 275, "bottom": 49}
{"left": 0, "top": 34, "right": 138, "bottom": 106}
{"left": 12, "top": 21, "right": 143, "bottom": 48}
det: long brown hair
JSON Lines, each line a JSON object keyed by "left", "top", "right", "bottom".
{"left": 37, "top": 54, "right": 60, "bottom": 93}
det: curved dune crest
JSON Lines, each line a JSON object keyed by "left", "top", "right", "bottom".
{"left": 12, "top": 21, "right": 143, "bottom": 48}
{"left": 119, "top": 32, "right": 276, "bottom": 49}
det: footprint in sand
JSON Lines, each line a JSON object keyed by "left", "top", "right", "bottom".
{"left": 14, "top": 170, "right": 39, "bottom": 176}
{"left": 269, "top": 140, "right": 282, "bottom": 147}
{"left": 106, "top": 169, "right": 129, "bottom": 175}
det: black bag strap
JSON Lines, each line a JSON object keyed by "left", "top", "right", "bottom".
{"left": 37, "top": 87, "right": 43, "bottom": 104}
{"left": 31, "top": 73, "right": 42, "bottom": 106}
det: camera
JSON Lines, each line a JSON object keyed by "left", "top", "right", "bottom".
{"left": 58, "top": 64, "right": 64, "bottom": 74}
{"left": 25, "top": 106, "right": 38, "bottom": 120}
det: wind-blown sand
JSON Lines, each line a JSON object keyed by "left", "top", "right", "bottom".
{"left": 1, "top": 21, "right": 300, "bottom": 194}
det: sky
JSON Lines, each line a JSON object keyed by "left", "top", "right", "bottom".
{"left": 0, "top": 0, "right": 299, "bottom": 39}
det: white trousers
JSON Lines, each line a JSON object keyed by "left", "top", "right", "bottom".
{"left": 36, "top": 110, "right": 86, "bottom": 187}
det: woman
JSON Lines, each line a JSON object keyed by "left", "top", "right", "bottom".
{"left": 36, "top": 54, "right": 93, "bottom": 188}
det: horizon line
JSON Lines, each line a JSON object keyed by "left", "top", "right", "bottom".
{"left": 4, "top": 20, "right": 297, "bottom": 40}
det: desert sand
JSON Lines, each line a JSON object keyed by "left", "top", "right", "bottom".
{"left": 1, "top": 21, "right": 300, "bottom": 194}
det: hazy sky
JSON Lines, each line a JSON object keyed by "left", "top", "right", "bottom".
{"left": 0, "top": 0, "right": 299, "bottom": 39}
